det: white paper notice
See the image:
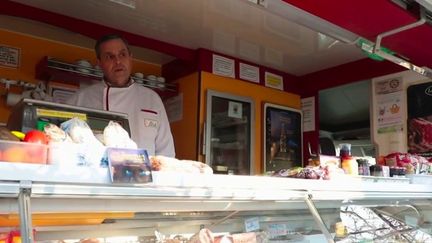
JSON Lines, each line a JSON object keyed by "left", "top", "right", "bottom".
{"left": 228, "top": 101, "right": 243, "bottom": 119}
{"left": 164, "top": 93, "right": 183, "bottom": 123}
{"left": 239, "top": 62, "right": 259, "bottom": 83}
{"left": 267, "top": 224, "right": 287, "bottom": 238}
{"left": 375, "top": 77, "right": 403, "bottom": 95}
{"left": 0, "top": 45, "right": 20, "bottom": 68}
{"left": 301, "top": 96, "right": 315, "bottom": 132}
{"left": 264, "top": 71, "right": 283, "bottom": 90}
{"left": 212, "top": 54, "right": 235, "bottom": 78}
{"left": 301, "top": 97, "right": 315, "bottom": 132}
{"left": 244, "top": 217, "right": 260, "bottom": 232}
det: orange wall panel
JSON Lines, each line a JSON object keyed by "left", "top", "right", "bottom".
{"left": 170, "top": 72, "right": 200, "bottom": 160}
{"left": 199, "top": 71, "right": 301, "bottom": 174}
{"left": 0, "top": 29, "right": 160, "bottom": 123}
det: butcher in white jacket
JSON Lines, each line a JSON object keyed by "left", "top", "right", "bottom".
{"left": 67, "top": 34, "right": 175, "bottom": 157}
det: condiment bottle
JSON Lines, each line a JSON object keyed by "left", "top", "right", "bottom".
{"left": 341, "top": 156, "right": 358, "bottom": 176}
{"left": 339, "top": 143, "right": 351, "bottom": 157}
{"left": 334, "top": 222, "right": 347, "bottom": 240}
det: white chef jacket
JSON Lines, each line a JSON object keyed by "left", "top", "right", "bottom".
{"left": 66, "top": 79, "right": 175, "bottom": 157}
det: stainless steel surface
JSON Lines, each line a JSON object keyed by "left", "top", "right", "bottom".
{"left": 18, "top": 181, "right": 34, "bottom": 243}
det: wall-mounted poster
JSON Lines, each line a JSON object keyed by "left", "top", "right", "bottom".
{"left": 264, "top": 103, "right": 302, "bottom": 173}
{"left": 375, "top": 77, "right": 404, "bottom": 134}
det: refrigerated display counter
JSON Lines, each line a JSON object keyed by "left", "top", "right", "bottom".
{"left": 1, "top": 170, "right": 432, "bottom": 242}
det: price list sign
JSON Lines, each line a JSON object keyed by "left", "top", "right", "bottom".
{"left": 0, "top": 45, "right": 20, "bottom": 68}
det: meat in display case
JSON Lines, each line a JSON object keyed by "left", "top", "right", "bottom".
{"left": 205, "top": 90, "right": 254, "bottom": 175}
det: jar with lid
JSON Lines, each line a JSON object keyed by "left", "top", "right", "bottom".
{"left": 389, "top": 166, "right": 398, "bottom": 177}
{"left": 357, "top": 159, "right": 370, "bottom": 176}
{"left": 339, "top": 143, "right": 351, "bottom": 157}
{"left": 370, "top": 165, "right": 383, "bottom": 177}
{"left": 391, "top": 166, "right": 406, "bottom": 177}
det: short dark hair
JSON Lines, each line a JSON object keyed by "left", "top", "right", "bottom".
{"left": 95, "top": 34, "right": 130, "bottom": 59}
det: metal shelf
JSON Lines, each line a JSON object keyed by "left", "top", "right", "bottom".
{"left": 35, "top": 56, "right": 179, "bottom": 98}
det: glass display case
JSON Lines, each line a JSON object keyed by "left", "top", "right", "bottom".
{"left": 205, "top": 90, "right": 255, "bottom": 175}
{"left": 2, "top": 171, "right": 432, "bottom": 243}
{"left": 316, "top": 198, "right": 432, "bottom": 242}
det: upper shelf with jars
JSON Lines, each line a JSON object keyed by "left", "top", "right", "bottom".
{"left": 35, "top": 56, "right": 178, "bottom": 98}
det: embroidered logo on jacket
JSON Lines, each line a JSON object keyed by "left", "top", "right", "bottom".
{"left": 144, "top": 119, "right": 158, "bottom": 128}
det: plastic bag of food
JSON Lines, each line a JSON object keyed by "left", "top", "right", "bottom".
{"left": 44, "top": 123, "right": 73, "bottom": 143}
{"left": 103, "top": 121, "right": 137, "bottom": 149}
{"left": 150, "top": 155, "right": 213, "bottom": 174}
{"left": 60, "top": 117, "right": 106, "bottom": 167}
{"left": 61, "top": 117, "right": 94, "bottom": 143}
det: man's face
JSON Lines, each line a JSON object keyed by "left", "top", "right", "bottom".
{"left": 97, "top": 39, "right": 132, "bottom": 87}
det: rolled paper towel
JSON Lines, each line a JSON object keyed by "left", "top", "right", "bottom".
{"left": 6, "top": 93, "right": 22, "bottom": 106}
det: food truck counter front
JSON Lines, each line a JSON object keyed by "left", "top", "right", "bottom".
{"left": 1, "top": 168, "right": 432, "bottom": 242}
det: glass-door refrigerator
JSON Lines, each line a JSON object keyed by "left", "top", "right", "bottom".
{"left": 205, "top": 90, "right": 254, "bottom": 175}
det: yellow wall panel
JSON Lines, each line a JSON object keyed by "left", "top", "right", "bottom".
{"left": 0, "top": 29, "right": 160, "bottom": 123}
{"left": 170, "top": 72, "right": 200, "bottom": 160}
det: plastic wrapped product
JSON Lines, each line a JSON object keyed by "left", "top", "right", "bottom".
{"left": 103, "top": 121, "right": 137, "bottom": 149}
{"left": 60, "top": 117, "right": 94, "bottom": 143}
{"left": 44, "top": 123, "right": 73, "bottom": 143}
{"left": 60, "top": 117, "right": 106, "bottom": 167}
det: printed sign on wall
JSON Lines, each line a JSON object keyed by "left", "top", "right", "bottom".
{"left": 301, "top": 97, "right": 315, "bottom": 132}
{"left": 212, "top": 54, "right": 235, "bottom": 78}
{"left": 0, "top": 45, "right": 20, "bottom": 68}
{"left": 375, "top": 77, "right": 403, "bottom": 94}
{"left": 239, "top": 62, "right": 259, "bottom": 83}
{"left": 375, "top": 77, "right": 404, "bottom": 134}
{"left": 264, "top": 71, "right": 283, "bottom": 90}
